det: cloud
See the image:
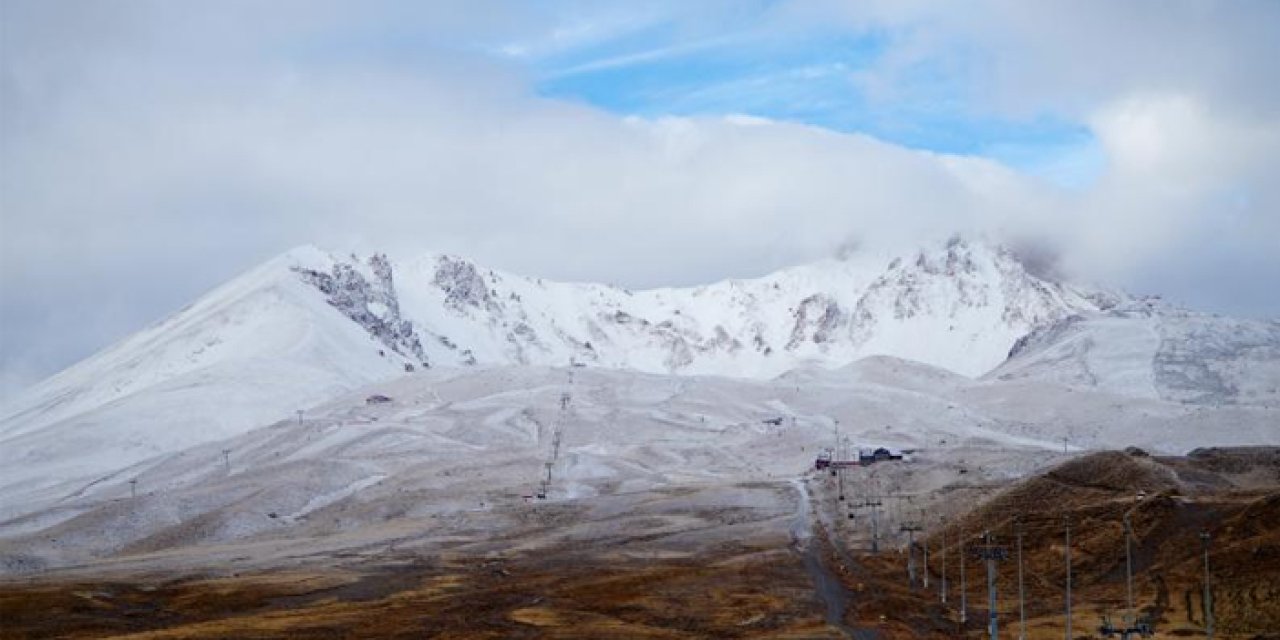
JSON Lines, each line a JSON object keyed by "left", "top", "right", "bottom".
{"left": 2, "top": 1, "right": 1278, "bottom": 396}
{"left": 1067, "top": 92, "right": 1280, "bottom": 301}
{"left": 815, "top": 1, "right": 1280, "bottom": 118}
{"left": 810, "top": 1, "right": 1280, "bottom": 299}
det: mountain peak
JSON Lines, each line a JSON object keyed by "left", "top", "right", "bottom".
{"left": 281, "top": 237, "right": 1112, "bottom": 379}
{"left": 6, "top": 239, "right": 1274, "bottom": 525}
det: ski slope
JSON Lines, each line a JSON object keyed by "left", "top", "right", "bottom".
{"left": 2, "top": 363, "right": 1277, "bottom": 573}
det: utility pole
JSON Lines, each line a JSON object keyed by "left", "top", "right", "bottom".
{"left": 923, "top": 526, "right": 930, "bottom": 589}
{"left": 1201, "top": 531, "right": 1214, "bottom": 639}
{"left": 976, "top": 530, "right": 1009, "bottom": 640}
{"left": 837, "top": 449, "right": 845, "bottom": 502}
{"left": 1124, "top": 512, "right": 1135, "bottom": 628}
{"left": 222, "top": 448, "right": 231, "bottom": 472}
{"left": 1017, "top": 518, "right": 1026, "bottom": 640}
{"left": 296, "top": 409, "right": 304, "bottom": 425}
{"left": 129, "top": 478, "right": 137, "bottom": 499}
{"left": 1065, "top": 516, "right": 1073, "bottom": 640}
{"left": 960, "top": 530, "right": 968, "bottom": 627}
{"left": 901, "top": 520, "right": 923, "bottom": 589}
{"left": 867, "top": 494, "right": 883, "bottom": 554}
{"left": 941, "top": 518, "right": 948, "bottom": 604}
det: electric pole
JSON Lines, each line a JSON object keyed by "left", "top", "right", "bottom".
{"left": 901, "top": 520, "right": 923, "bottom": 589}
{"left": 1017, "top": 518, "right": 1026, "bottom": 640}
{"left": 867, "top": 494, "right": 883, "bottom": 554}
{"left": 923, "top": 521, "right": 930, "bottom": 590}
{"left": 296, "top": 409, "right": 303, "bottom": 425}
{"left": 941, "top": 517, "right": 948, "bottom": 604}
{"left": 222, "top": 448, "right": 231, "bottom": 472}
{"left": 1201, "top": 531, "right": 1214, "bottom": 639}
{"left": 976, "top": 530, "right": 1009, "bottom": 640}
{"left": 129, "top": 478, "right": 137, "bottom": 499}
{"left": 960, "top": 529, "right": 968, "bottom": 627}
{"left": 1065, "top": 516, "right": 1073, "bottom": 640}
{"left": 1124, "top": 512, "right": 1135, "bottom": 628}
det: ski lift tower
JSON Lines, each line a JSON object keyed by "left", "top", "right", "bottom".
{"left": 1098, "top": 617, "right": 1154, "bottom": 639}
{"left": 900, "top": 518, "right": 924, "bottom": 589}
{"left": 1099, "top": 509, "right": 1155, "bottom": 639}
{"left": 865, "top": 494, "right": 883, "bottom": 554}
{"left": 973, "top": 531, "right": 1009, "bottom": 640}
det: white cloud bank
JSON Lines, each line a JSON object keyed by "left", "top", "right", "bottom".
{"left": 2, "top": 1, "right": 1278, "bottom": 396}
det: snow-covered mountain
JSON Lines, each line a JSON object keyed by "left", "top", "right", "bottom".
{"left": 0, "top": 249, "right": 407, "bottom": 511}
{"left": 375, "top": 236, "right": 1115, "bottom": 378}
{"left": 4, "top": 236, "right": 1277, "bottom": 525}
{"left": 0, "top": 238, "right": 1113, "bottom": 514}
{"left": 990, "top": 301, "right": 1280, "bottom": 406}
{"left": 0, "top": 238, "right": 1110, "bottom": 443}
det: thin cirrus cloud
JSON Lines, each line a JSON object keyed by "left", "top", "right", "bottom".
{"left": 1, "top": 0, "right": 1277, "bottom": 398}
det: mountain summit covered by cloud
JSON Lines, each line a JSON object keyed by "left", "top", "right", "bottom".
{"left": 3, "top": 1, "right": 1278, "bottom": 397}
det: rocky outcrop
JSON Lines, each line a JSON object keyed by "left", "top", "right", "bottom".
{"left": 787, "top": 294, "right": 844, "bottom": 350}
{"left": 433, "top": 256, "right": 497, "bottom": 313}
{"left": 293, "top": 254, "right": 428, "bottom": 367}
{"left": 289, "top": 238, "right": 1146, "bottom": 379}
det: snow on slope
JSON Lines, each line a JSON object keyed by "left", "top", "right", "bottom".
{"left": 0, "top": 236, "right": 1242, "bottom": 526}
{"left": 0, "top": 247, "right": 410, "bottom": 514}
{"left": 2, "top": 237, "right": 1103, "bottom": 463}
{"left": 329, "top": 235, "right": 1113, "bottom": 378}
{"left": 3, "top": 363, "right": 1276, "bottom": 573}
{"left": 990, "top": 300, "right": 1280, "bottom": 406}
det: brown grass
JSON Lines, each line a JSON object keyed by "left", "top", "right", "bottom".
{"left": 0, "top": 545, "right": 840, "bottom": 640}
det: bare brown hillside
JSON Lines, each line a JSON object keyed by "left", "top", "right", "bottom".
{"left": 858, "top": 447, "right": 1280, "bottom": 638}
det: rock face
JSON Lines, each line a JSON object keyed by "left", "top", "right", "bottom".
{"left": 788, "top": 294, "right": 843, "bottom": 349}
{"left": 431, "top": 255, "right": 495, "bottom": 313}
{"left": 294, "top": 254, "right": 428, "bottom": 367}
{"left": 306, "top": 237, "right": 1115, "bottom": 380}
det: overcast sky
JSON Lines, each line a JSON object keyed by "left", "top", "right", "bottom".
{"left": 2, "top": 0, "right": 1279, "bottom": 397}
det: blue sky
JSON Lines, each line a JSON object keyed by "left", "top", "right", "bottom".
{"left": 3, "top": 1, "right": 1278, "bottom": 394}
{"left": 505, "top": 7, "right": 1104, "bottom": 188}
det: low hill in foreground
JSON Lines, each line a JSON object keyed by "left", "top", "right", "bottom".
{"left": 819, "top": 447, "right": 1280, "bottom": 638}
